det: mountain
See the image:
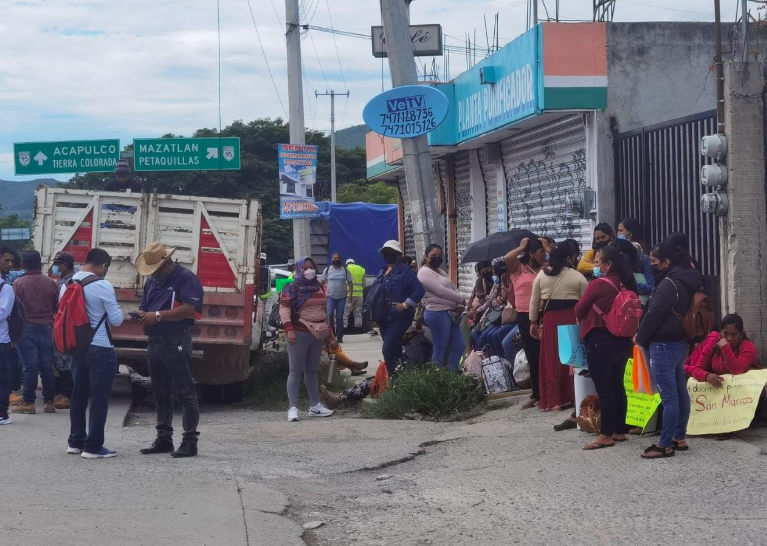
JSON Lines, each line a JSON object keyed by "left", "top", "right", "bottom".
{"left": 335, "top": 124, "right": 368, "bottom": 150}
{"left": 0, "top": 179, "right": 61, "bottom": 219}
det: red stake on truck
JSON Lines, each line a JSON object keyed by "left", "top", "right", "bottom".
{"left": 34, "top": 187, "right": 266, "bottom": 401}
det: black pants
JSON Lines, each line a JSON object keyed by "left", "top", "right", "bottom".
{"left": 56, "top": 370, "right": 73, "bottom": 399}
{"left": 68, "top": 346, "right": 117, "bottom": 453}
{"left": 0, "top": 343, "right": 10, "bottom": 419}
{"left": 9, "top": 345, "right": 20, "bottom": 392}
{"left": 148, "top": 331, "right": 199, "bottom": 443}
{"left": 584, "top": 329, "right": 633, "bottom": 437}
{"left": 517, "top": 313, "right": 541, "bottom": 400}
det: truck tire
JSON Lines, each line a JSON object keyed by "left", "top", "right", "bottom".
{"left": 199, "top": 381, "right": 244, "bottom": 404}
{"left": 222, "top": 381, "right": 244, "bottom": 403}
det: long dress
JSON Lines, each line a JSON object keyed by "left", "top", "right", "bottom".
{"left": 537, "top": 306, "right": 576, "bottom": 410}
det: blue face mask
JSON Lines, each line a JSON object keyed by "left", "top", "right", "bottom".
{"left": 492, "top": 275, "right": 499, "bottom": 284}
{"left": 7, "top": 270, "right": 25, "bottom": 283}
{"left": 52, "top": 265, "right": 61, "bottom": 277}
{"left": 617, "top": 234, "right": 627, "bottom": 240}
{"left": 593, "top": 266, "right": 603, "bottom": 278}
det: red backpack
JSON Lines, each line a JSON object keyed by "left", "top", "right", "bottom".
{"left": 592, "top": 277, "right": 643, "bottom": 338}
{"left": 54, "top": 276, "right": 108, "bottom": 355}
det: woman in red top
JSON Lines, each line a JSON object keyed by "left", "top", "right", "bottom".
{"left": 685, "top": 314, "right": 758, "bottom": 386}
{"left": 574, "top": 241, "right": 640, "bottom": 450}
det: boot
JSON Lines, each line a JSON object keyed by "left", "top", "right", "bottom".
{"left": 140, "top": 437, "right": 175, "bottom": 455}
{"left": 9, "top": 392, "right": 23, "bottom": 406}
{"left": 43, "top": 401, "right": 56, "bottom": 413}
{"left": 12, "top": 401, "right": 36, "bottom": 414}
{"left": 170, "top": 441, "right": 198, "bottom": 458}
{"left": 320, "top": 385, "right": 341, "bottom": 410}
{"left": 54, "top": 396, "right": 71, "bottom": 410}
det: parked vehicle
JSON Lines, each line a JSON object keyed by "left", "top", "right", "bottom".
{"left": 34, "top": 187, "right": 268, "bottom": 401}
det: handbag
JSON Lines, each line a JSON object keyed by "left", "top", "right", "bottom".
{"left": 557, "top": 324, "right": 588, "bottom": 368}
{"left": 537, "top": 269, "right": 568, "bottom": 335}
{"left": 502, "top": 303, "right": 517, "bottom": 325}
{"left": 363, "top": 274, "right": 388, "bottom": 323}
{"left": 268, "top": 303, "right": 283, "bottom": 329}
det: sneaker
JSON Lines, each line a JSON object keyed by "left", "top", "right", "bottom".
{"left": 67, "top": 447, "right": 82, "bottom": 454}
{"left": 0, "top": 416, "right": 11, "bottom": 425}
{"left": 139, "top": 438, "right": 175, "bottom": 455}
{"left": 170, "top": 441, "right": 198, "bottom": 458}
{"left": 54, "top": 396, "right": 71, "bottom": 410}
{"left": 81, "top": 447, "right": 117, "bottom": 459}
{"left": 308, "top": 403, "right": 334, "bottom": 417}
{"left": 43, "top": 401, "right": 56, "bottom": 413}
{"left": 287, "top": 407, "right": 299, "bottom": 422}
{"left": 9, "top": 392, "right": 22, "bottom": 406}
{"left": 12, "top": 401, "right": 36, "bottom": 414}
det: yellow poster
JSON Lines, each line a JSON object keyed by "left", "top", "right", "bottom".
{"left": 686, "top": 369, "right": 767, "bottom": 435}
{"left": 624, "top": 359, "right": 661, "bottom": 429}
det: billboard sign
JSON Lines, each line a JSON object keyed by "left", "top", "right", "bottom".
{"left": 279, "top": 144, "right": 320, "bottom": 219}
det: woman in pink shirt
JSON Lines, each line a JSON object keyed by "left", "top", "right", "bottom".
{"left": 685, "top": 314, "right": 758, "bottom": 387}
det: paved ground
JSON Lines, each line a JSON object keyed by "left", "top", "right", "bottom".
{"left": 5, "top": 335, "right": 767, "bottom": 545}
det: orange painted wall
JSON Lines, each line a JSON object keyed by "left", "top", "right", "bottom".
{"left": 542, "top": 22, "right": 607, "bottom": 76}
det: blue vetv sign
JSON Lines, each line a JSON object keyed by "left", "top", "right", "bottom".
{"left": 363, "top": 85, "right": 449, "bottom": 138}
{"left": 429, "top": 27, "right": 540, "bottom": 146}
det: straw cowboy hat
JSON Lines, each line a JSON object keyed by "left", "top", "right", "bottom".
{"left": 135, "top": 242, "right": 176, "bottom": 276}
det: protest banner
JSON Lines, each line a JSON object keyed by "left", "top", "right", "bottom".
{"left": 686, "top": 369, "right": 767, "bottom": 435}
{"left": 624, "top": 359, "right": 661, "bottom": 429}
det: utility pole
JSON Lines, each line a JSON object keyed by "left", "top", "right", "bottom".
{"left": 531, "top": 0, "right": 538, "bottom": 27}
{"left": 285, "top": 0, "right": 312, "bottom": 259}
{"left": 714, "top": 0, "right": 725, "bottom": 135}
{"left": 379, "top": 0, "right": 445, "bottom": 259}
{"left": 316, "top": 90, "right": 350, "bottom": 202}
{"left": 741, "top": 0, "right": 749, "bottom": 61}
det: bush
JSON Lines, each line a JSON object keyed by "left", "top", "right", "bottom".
{"left": 362, "top": 365, "right": 485, "bottom": 420}
{"left": 243, "top": 349, "right": 356, "bottom": 410}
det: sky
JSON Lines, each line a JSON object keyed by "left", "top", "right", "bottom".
{"left": 0, "top": 0, "right": 740, "bottom": 182}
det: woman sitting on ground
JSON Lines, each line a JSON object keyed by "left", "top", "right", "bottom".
{"left": 684, "top": 314, "right": 758, "bottom": 386}
{"left": 470, "top": 258, "right": 508, "bottom": 354}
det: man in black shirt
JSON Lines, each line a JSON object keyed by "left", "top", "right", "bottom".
{"left": 104, "top": 159, "right": 143, "bottom": 193}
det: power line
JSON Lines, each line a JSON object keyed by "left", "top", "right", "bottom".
{"left": 268, "top": 0, "right": 284, "bottom": 31}
{"left": 324, "top": 0, "right": 348, "bottom": 92}
{"left": 308, "top": 30, "right": 331, "bottom": 89}
{"left": 245, "top": 0, "right": 288, "bottom": 118}
{"left": 620, "top": 0, "right": 714, "bottom": 16}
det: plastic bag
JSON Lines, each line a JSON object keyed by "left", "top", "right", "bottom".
{"left": 557, "top": 324, "right": 588, "bottom": 368}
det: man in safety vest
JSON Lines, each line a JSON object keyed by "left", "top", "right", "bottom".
{"left": 343, "top": 258, "right": 366, "bottom": 331}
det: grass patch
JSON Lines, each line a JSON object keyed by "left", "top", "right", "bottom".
{"left": 243, "top": 349, "right": 357, "bottom": 410}
{"left": 362, "top": 364, "right": 485, "bottom": 421}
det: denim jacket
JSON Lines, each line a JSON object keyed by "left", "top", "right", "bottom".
{"left": 379, "top": 263, "right": 425, "bottom": 322}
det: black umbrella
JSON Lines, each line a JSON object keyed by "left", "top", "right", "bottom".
{"left": 460, "top": 229, "right": 538, "bottom": 264}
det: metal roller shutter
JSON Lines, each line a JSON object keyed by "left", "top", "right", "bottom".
{"left": 501, "top": 115, "right": 592, "bottom": 252}
{"left": 397, "top": 177, "right": 416, "bottom": 258}
{"left": 479, "top": 146, "right": 498, "bottom": 236}
{"left": 454, "top": 151, "right": 474, "bottom": 297}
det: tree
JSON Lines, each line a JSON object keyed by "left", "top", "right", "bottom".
{"left": 337, "top": 181, "right": 398, "bottom": 205}
{"left": 64, "top": 118, "right": 368, "bottom": 262}
{"left": 0, "top": 208, "right": 33, "bottom": 252}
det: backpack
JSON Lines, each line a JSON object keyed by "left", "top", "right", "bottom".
{"left": 0, "top": 280, "right": 27, "bottom": 343}
{"left": 668, "top": 279, "right": 716, "bottom": 339}
{"left": 53, "top": 276, "right": 109, "bottom": 356}
{"left": 592, "top": 277, "right": 643, "bottom": 338}
{"left": 362, "top": 274, "right": 388, "bottom": 323}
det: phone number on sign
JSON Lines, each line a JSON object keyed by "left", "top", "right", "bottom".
{"left": 379, "top": 118, "right": 439, "bottom": 136}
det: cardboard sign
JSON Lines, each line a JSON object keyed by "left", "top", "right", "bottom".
{"left": 624, "top": 358, "right": 661, "bottom": 429}
{"left": 686, "top": 369, "right": 767, "bottom": 435}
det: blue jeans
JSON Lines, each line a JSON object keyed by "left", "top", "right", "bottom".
{"left": 0, "top": 343, "right": 10, "bottom": 418}
{"left": 9, "top": 345, "right": 21, "bottom": 392}
{"left": 327, "top": 297, "right": 347, "bottom": 341}
{"left": 501, "top": 325, "right": 520, "bottom": 363}
{"left": 474, "top": 324, "right": 501, "bottom": 354}
{"left": 650, "top": 341, "right": 690, "bottom": 448}
{"left": 424, "top": 310, "right": 466, "bottom": 372}
{"left": 19, "top": 324, "right": 55, "bottom": 404}
{"left": 379, "top": 313, "right": 413, "bottom": 373}
{"left": 491, "top": 324, "right": 515, "bottom": 360}
{"left": 69, "top": 346, "right": 117, "bottom": 453}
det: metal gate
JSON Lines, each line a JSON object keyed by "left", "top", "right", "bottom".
{"left": 479, "top": 146, "right": 498, "bottom": 236}
{"left": 454, "top": 151, "right": 474, "bottom": 296}
{"left": 501, "top": 115, "right": 592, "bottom": 251}
{"left": 614, "top": 111, "right": 720, "bottom": 309}
{"left": 614, "top": 111, "right": 719, "bottom": 275}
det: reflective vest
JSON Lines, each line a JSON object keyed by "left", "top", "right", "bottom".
{"left": 347, "top": 264, "right": 366, "bottom": 297}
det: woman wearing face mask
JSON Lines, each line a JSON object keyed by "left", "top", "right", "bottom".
{"left": 635, "top": 242, "right": 703, "bottom": 458}
{"left": 470, "top": 258, "right": 509, "bottom": 355}
{"left": 417, "top": 244, "right": 466, "bottom": 371}
{"left": 280, "top": 257, "right": 338, "bottom": 422}
{"left": 375, "top": 240, "right": 425, "bottom": 373}
{"left": 578, "top": 223, "right": 614, "bottom": 277}
{"left": 321, "top": 253, "right": 353, "bottom": 343}
{"left": 504, "top": 238, "right": 548, "bottom": 409}
{"left": 468, "top": 261, "right": 493, "bottom": 321}
{"left": 574, "top": 241, "right": 639, "bottom": 449}
{"left": 685, "top": 314, "right": 758, "bottom": 387}
{"left": 529, "top": 242, "right": 587, "bottom": 412}
{"left": 616, "top": 218, "right": 654, "bottom": 304}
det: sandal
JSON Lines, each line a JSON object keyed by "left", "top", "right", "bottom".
{"left": 583, "top": 441, "right": 614, "bottom": 451}
{"left": 612, "top": 436, "right": 628, "bottom": 443}
{"left": 672, "top": 440, "right": 689, "bottom": 451}
{"left": 521, "top": 400, "right": 538, "bottom": 410}
{"left": 641, "top": 444, "right": 675, "bottom": 459}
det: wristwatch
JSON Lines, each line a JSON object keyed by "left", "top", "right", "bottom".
{"left": 402, "top": 302, "right": 410, "bottom": 310}
{"left": 155, "top": 311, "right": 162, "bottom": 322}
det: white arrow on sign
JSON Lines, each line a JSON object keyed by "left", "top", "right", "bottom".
{"left": 206, "top": 148, "right": 219, "bottom": 160}
{"left": 34, "top": 151, "right": 48, "bottom": 166}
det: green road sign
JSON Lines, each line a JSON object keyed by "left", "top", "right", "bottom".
{"left": 13, "top": 139, "right": 120, "bottom": 175}
{"left": 133, "top": 137, "right": 241, "bottom": 172}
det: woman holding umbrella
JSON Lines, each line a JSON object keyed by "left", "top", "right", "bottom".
{"left": 504, "top": 237, "right": 548, "bottom": 409}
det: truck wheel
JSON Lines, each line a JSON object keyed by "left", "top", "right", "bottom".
{"left": 222, "top": 381, "right": 244, "bottom": 403}
{"left": 199, "top": 384, "right": 223, "bottom": 404}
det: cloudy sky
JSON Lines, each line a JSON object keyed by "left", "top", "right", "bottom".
{"left": 0, "top": 0, "right": 739, "bottom": 182}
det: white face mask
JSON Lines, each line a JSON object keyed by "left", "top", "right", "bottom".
{"left": 304, "top": 269, "right": 316, "bottom": 280}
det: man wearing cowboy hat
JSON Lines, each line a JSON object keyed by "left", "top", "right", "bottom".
{"left": 133, "top": 242, "right": 204, "bottom": 458}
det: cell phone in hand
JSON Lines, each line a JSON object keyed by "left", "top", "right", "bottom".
{"left": 130, "top": 311, "right": 142, "bottom": 321}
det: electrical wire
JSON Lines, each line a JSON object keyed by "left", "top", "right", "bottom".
{"left": 324, "top": 0, "right": 348, "bottom": 92}
{"left": 245, "top": 0, "right": 288, "bottom": 118}
{"left": 308, "top": 30, "right": 331, "bottom": 89}
{"left": 217, "top": 0, "right": 222, "bottom": 172}
{"left": 268, "top": 0, "right": 284, "bottom": 30}
{"left": 620, "top": 0, "right": 714, "bottom": 16}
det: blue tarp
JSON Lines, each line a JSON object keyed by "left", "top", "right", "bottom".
{"left": 326, "top": 202, "right": 398, "bottom": 274}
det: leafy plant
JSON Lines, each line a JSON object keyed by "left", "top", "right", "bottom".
{"left": 337, "top": 181, "right": 397, "bottom": 205}
{"left": 363, "top": 365, "right": 485, "bottom": 420}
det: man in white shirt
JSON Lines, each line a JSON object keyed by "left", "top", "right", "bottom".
{"left": 0, "top": 274, "right": 15, "bottom": 425}
{"left": 66, "top": 248, "right": 124, "bottom": 459}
